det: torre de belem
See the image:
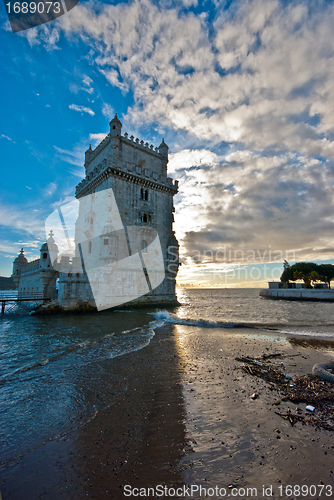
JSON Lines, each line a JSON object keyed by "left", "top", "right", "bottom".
{"left": 12, "top": 114, "right": 179, "bottom": 310}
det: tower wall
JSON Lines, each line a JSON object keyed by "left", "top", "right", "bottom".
{"left": 59, "top": 116, "right": 179, "bottom": 310}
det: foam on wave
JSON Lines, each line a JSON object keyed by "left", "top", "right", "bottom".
{"left": 149, "top": 311, "right": 334, "bottom": 339}
{"left": 148, "top": 310, "right": 251, "bottom": 328}
{"left": 1, "top": 326, "right": 155, "bottom": 383}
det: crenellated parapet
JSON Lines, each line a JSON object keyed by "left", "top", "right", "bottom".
{"left": 83, "top": 115, "right": 170, "bottom": 180}
{"left": 84, "top": 132, "right": 168, "bottom": 165}
{"left": 76, "top": 163, "right": 178, "bottom": 197}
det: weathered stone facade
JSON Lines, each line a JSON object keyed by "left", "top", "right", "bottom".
{"left": 58, "top": 114, "right": 179, "bottom": 309}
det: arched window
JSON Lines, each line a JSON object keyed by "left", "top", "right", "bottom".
{"left": 142, "top": 214, "right": 148, "bottom": 223}
{"left": 141, "top": 240, "right": 147, "bottom": 253}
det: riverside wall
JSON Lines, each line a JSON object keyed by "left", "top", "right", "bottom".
{"left": 259, "top": 288, "right": 334, "bottom": 301}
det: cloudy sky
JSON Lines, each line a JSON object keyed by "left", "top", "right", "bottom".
{"left": 1, "top": 0, "right": 334, "bottom": 287}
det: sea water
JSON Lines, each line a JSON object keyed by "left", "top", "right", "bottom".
{"left": 1, "top": 288, "right": 334, "bottom": 465}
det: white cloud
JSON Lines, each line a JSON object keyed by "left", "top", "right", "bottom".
{"left": 53, "top": 144, "right": 86, "bottom": 168}
{"left": 83, "top": 75, "right": 93, "bottom": 86}
{"left": 101, "top": 103, "right": 114, "bottom": 118}
{"left": 1, "top": 134, "right": 14, "bottom": 142}
{"left": 25, "top": 0, "right": 334, "bottom": 159}
{"left": 0, "top": 203, "right": 44, "bottom": 236}
{"left": 43, "top": 182, "right": 57, "bottom": 197}
{"left": 25, "top": 0, "right": 334, "bottom": 278}
{"left": 22, "top": 23, "right": 60, "bottom": 50}
{"left": 169, "top": 149, "right": 220, "bottom": 174}
{"left": 173, "top": 148, "right": 334, "bottom": 265}
{"left": 69, "top": 104, "right": 95, "bottom": 116}
{"left": 0, "top": 242, "right": 18, "bottom": 254}
{"left": 70, "top": 75, "right": 94, "bottom": 95}
{"left": 52, "top": 0, "right": 334, "bottom": 159}
{"left": 89, "top": 133, "right": 107, "bottom": 145}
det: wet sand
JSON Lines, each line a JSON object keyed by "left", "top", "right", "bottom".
{"left": 175, "top": 325, "right": 334, "bottom": 495}
{"left": 1, "top": 324, "right": 334, "bottom": 499}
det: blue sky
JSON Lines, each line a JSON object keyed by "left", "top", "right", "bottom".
{"left": 1, "top": 0, "right": 334, "bottom": 287}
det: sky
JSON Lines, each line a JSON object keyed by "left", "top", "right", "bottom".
{"left": 1, "top": 0, "right": 334, "bottom": 287}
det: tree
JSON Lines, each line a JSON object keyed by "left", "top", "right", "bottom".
{"left": 318, "top": 264, "right": 334, "bottom": 289}
{"left": 280, "top": 261, "right": 293, "bottom": 283}
{"left": 308, "top": 270, "right": 323, "bottom": 288}
{"left": 280, "top": 262, "right": 324, "bottom": 288}
{"left": 289, "top": 262, "right": 318, "bottom": 288}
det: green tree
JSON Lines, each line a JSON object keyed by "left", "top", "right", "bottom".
{"left": 280, "top": 260, "right": 293, "bottom": 283}
{"left": 308, "top": 270, "right": 323, "bottom": 288}
{"left": 291, "top": 262, "right": 319, "bottom": 288}
{"left": 318, "top": 264, "right": 334, "bottom": 289}
{"left": 280, "top": 262, "right": 321, "bottom": 288}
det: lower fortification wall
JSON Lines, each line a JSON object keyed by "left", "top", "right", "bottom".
{"left": 57, "top": 272, "right": 178, "bottom": 310}
{"left": 18, "top": 270, "right": 58, "bottom": 299}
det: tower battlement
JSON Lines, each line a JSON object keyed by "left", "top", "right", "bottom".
{"left": 80, "top": 116, "right": 172, "bottom": 194}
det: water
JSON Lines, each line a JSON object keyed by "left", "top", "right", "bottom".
{"left": 1, "top": 288, "right": 334, "bottom": 465}
{"left": 168, "top": 288, "right": 334, "bottom": 336}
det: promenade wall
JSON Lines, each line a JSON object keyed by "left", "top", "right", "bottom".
{"left": 260, "top": 288, "right": 334, "bottom": 301}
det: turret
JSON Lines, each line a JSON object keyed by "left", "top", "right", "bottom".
{"left": 158, "top": 138, "right": 169, "bottom": 174}
{"left": 109, "top": 114, "right": 122, "bottom": 152}
{"left": 84, "top": 144, "right": 93, "bottom": 173}
{"left": 109, "top": 113, "right": 122, "bottom": 136}
{"left": 12, "top": 248, "right": 28, "bottom": 287}
{"left": 41, "top": 231, "right": 58, "bottom": 269}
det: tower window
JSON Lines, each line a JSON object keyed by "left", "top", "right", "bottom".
{"left": 43, "top": 253, "right": 47, "bottom": 259}
{"left": 144, "top": 189, "right": 148, "bottom": 201}
{"left": 104, "top": 238, "right": 109, "bottom": 245}
{"left": 141, "top": 240, "right": 147, "bottom": 253}
{"left": 88, "top": 241, "right": 92, "bottom": 254}
{"left": 113, "top": 125, "right": 116, "bottom": 129}
{"left": 140, "top": 188, "right": 144, "bottom": 200}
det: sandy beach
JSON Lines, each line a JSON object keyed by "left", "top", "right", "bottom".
{"left": 1, "top": 323, "right": 334, "bottom": 499}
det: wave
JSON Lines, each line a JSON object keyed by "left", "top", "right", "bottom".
{"left": 0, "top": 326, "right": 155, "bottom": 383}
{"left": 148, "top": 310, "right": 334, "bottom": 338}
{"left": 148, "top": 310, "right": 255, "bottom": 329}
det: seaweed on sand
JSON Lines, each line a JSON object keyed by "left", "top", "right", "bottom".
{"left": 235, "top": 355, "right": 334, "bottom": 430}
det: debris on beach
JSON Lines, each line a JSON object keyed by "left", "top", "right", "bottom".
{"left": 274, "top": 410, "right": 305, "bottom": 427}
{"left": 250, "top": 392, "right": 259, "bottom": 400}
{"left": 235, "top": 355, "right": 334, "bottom": 431}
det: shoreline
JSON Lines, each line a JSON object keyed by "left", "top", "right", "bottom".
{"left": 1, "top": 324, "right": 334, "bottom": 498}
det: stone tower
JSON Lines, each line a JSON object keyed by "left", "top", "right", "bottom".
{"left": 58, "top": 114, "right": 179, "bottom": 309}
{"left": 12, "top": 249, "right": 28, "bottom": 289}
